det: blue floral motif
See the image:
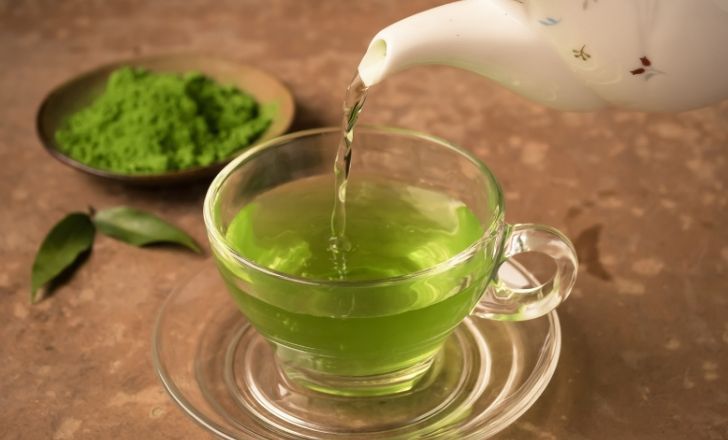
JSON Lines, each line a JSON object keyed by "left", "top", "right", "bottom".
{"left": 539, "top": 17, "right": 562, "bottom": 26}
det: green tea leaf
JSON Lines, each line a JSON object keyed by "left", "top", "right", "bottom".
{"left": 31, "top": 213, "right": 96, "bottom": 303}
{"left": 93, "top": 206, "right": 201, "bottom": 253}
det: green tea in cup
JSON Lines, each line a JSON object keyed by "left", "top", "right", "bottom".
{"left": 204, "top": 126, "right": 577, "bottom": 396}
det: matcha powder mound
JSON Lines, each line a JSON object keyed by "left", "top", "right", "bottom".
{"left": 55, "top": 67, "right": 273, "bottom": 174}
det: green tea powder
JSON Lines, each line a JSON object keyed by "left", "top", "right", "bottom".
{"left": 55, "top": 67, "right": 272, "bottom": 174}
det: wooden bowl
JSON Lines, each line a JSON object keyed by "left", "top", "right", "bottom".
{"left": 36, "top": 54, "right": 295, "bottom": 185}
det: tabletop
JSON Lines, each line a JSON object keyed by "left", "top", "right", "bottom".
{"left": 1, "top": 1, "right": 727, "bottom": 439}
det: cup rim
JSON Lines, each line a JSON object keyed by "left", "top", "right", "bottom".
{"left": 203, "top": 125, "right": 505, "bottom": 287}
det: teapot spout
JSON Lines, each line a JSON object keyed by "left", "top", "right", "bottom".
{"left": 358, "top": 0, "right": 606, "bottom": 111}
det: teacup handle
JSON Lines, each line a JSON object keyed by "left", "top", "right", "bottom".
{"left": 473, "top": 223, "right": 578, "bottom": 321}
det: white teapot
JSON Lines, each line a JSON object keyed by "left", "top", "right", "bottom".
{"left": 357, "top": 0, "right": 728, "bottom": 111}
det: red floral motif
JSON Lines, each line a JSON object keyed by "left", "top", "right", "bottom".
{"left": 630, "top": 57, "right": 651, "bottom": 75}
{"left": 630, "top": 56, "right": 663, "bottom": 80}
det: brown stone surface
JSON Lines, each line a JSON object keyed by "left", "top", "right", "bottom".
{"left": 1, "top": 1, "right": 727, "bottom": 439}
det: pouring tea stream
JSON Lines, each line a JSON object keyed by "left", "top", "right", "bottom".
{"left": 332, "top": 0, "right": 728, "bottom": 272}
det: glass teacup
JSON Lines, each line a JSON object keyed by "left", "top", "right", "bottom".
{"left": 203, "top": 126, "right": 577, "bottom": 396}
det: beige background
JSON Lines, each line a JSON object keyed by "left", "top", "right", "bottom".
{"left": 1, "top": 1, "right": 727, "bottom": 438}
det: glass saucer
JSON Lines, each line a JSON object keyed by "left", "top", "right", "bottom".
{"left": 152, "top": 260, "right": 561, "bottom": 439}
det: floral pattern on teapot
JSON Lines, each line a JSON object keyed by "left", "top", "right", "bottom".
{"left": 526, "top": 0, "right": 667, "bottom": 81}
{"left": 518, "top": 0, "right": 728, "bottom": 110}
{"left": 358, "top": 0, "right": 728, "bottom": 111}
